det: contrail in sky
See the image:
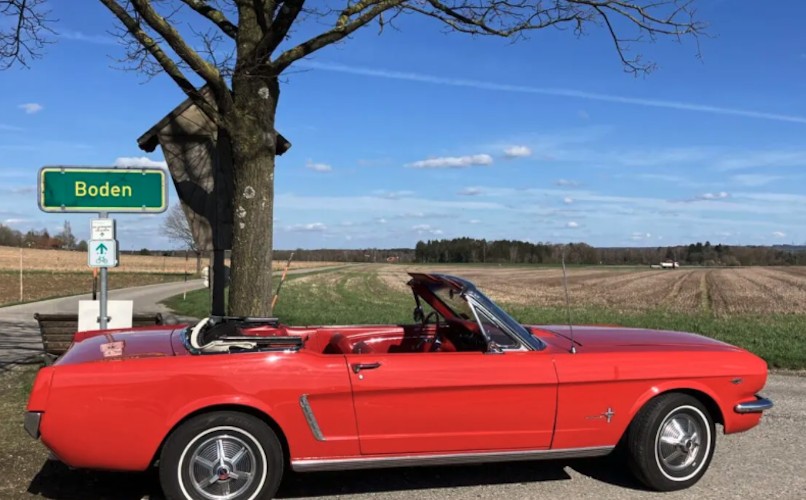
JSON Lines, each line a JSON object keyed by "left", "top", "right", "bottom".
{"left": 298, "top": 61, "right": 806, "bottom": 125}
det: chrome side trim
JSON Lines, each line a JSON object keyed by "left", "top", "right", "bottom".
{"left": 735, "top": 395, "right": 774, "bottom": 414}
{"left": 299, "top": 394, "right": 325, "bottom": 441}
{"left": 24, "top": 411, "right": 42, "bottom": 439}
{"left": 291, "top": 446, "right": 613, "bottom": 472}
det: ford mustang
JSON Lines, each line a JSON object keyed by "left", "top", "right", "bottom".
{"left": 24, "top": 272, "right": 772, "bottom": 500}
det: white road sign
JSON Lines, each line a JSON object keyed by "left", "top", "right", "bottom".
{"left": 88, "top": 239, "right": 118, "bottom": 268}
{"left": 91, "top": 218, "right": 116, "bottom": 240}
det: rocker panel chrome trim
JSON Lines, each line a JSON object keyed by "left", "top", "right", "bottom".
{"left": 299, "top": 394, "right": 325, "bottom": 441}
{"left": 291, "top": 446, "right": 613, "bottom": 472}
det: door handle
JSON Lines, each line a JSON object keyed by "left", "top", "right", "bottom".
{"left": 352, "top": 362, "right": 381, "bottom": 374}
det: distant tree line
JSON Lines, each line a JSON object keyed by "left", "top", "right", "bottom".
{"left": 0, "top": 222, "right": 86, "bottom": 251}
{"left": 415, "top": 238, "right": 806, "bottom": 266}
{"left": 274, "top": 249, "right": 416, "bottom": 263}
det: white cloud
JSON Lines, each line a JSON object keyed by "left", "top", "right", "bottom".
{"left": 307, "top": 163, "right": 332, "bottom": 173}
{"left": 373, "top": 190, "right": 414, "bottom": 199}
{"left": 18, "top": 103, "right": 43, "bottom": 114}
{"left": 563, "top": 197, "right": 574, "bottom": 204}
{"left": 731, "top": 174, "right": 782, "bottom": 187}
{"left": 459, "top": 187, "right": 483, "bottom": 196}
{"left": 630, "top": 232, "right": 652, "bottom": 241}
{"left": 503, "top": 145, "right": 532, "bottom": 158}
{"left": 407, "top": 154, "right": 493, "bottom": 169}
{"left": 412, "top": 224, "right": 443, "bottom": 235}
{"left": 376, "top": 218, "right": 387, "bottom": 224}
{"left": 772, "top": 231, "right": 787, "bottom": 238}
{"left": 699, "top": 191, "right": 730, "bottom": 200}
{"left": 3, "top": 218, "right": 34, "bottom": 226}
{"left": 58, "top": 30, "right": 116, "bottom": 45}
{"left": 555, "top": 179, "right": 580, "bottom": 187}
{"left": 300, "top": 60, "right": 806, "bottom": 125}
{"left": 114, "top": 156, "right": 168, "bottom": 168}
{"left": 469, "top": 219, "right": 481, "bottom": 224}
{"left": 566, "top": 221, "right": 579, "bottom": 228}
{"left": 287, "top": 222, "right": 327, "bottom": 232}
{"left": 716, "top": 151, "right": 806, "bottom": 170}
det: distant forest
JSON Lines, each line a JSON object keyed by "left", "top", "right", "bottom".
{"left": 414, "top": 238, "right": 806, "bottom": 266}
{"left": 3, "top": 223, "right": 803, "bottom": 266}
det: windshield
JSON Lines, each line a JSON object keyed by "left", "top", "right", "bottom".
{"left": 431, "top": 285, "right": 474, "bottom": 320}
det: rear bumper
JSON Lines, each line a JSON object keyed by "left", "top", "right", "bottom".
{"left": 24, "top": 411, "right": 42, "bottom": 439}
{"left": 734, "top": 395, "right": 773, "bottom": 414}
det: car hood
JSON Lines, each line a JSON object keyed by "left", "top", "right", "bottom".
{"left": 55, "top": 326, "right": 185, "bottom": 365}
{"left": 531, "top": 324, "right": 741, "bottom": 353}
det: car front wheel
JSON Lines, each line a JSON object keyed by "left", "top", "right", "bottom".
{"left": 626, "top": 393, "right": 716, "bottom": 491}
{"left": 159, "top": 411, "right": 284, "bottom": 500}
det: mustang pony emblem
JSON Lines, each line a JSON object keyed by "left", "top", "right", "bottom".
{"left": 586, "top": 407, "right": 616, "bottom": 423}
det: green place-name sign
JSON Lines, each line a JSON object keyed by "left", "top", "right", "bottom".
{"left": 38, "top": 167, "right": 168, "bottom": 213}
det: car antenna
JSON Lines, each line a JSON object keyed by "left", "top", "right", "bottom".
{"left": 561, "top": 246, "right": 576, "bottom": 354}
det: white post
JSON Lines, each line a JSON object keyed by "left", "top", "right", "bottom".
{"left": 98, "top": 212, "right": 109, "bottom": 329}
{"left": 19, "top": 245, "right": 23, "bottom": 302}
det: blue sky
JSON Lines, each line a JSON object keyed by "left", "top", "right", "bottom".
{"left": 1, "top": 1, "right": 805, "bottom": 250}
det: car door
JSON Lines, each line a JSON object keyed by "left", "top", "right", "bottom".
{"left": 345, "top": 350, "right": 558, "bottom": 455}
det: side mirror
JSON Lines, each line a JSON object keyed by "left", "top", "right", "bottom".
{"left": 413, "top": 306, "right": 424, "bottom": 323}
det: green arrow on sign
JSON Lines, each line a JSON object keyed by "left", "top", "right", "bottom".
{"left": 96, "top": 243, "right": 108, "bottom": 255}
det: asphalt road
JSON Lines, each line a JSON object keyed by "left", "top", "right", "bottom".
{"left": 0, "top": 279, "right": 205, "bottom": 368}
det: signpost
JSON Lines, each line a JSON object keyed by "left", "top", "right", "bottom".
{"left": 38, "top": 166, "right": 167, "bottom": 329}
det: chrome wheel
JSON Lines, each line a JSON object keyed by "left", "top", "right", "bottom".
{"left": 188, "top": 434, "right": 257, "bottom": 500}
{"left": 627, "top": 394, "right": 715, "bottom": 491}
{"left": 657, "top": 413, "right": 701, "bottom": 472}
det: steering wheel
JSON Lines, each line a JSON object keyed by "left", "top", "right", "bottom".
{"left": 422, "top": 310, "right": 440, "bottom": 326}
{"left": 417, "top": 311, "right": 444, "bottom": 351}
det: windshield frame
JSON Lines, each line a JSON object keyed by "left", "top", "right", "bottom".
{"left": 409, "top": 273, "right": 546, "bottom": 352}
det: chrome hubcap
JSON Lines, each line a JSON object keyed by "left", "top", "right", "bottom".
{"left": 189, "top": 434, "right": 257, "bottom": 500}
{"left": 658, "top": 413, "right": 702, "bottom": 472}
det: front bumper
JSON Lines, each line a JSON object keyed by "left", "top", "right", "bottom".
{"left": 24, "top": 411, "right": 42, "bottom": 439}
{"left": 734, "top": 395, "right": 774, "bottom": 414}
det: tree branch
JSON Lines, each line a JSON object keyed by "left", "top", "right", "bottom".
{"left": 177, "top": 0, "right": 238, "bottom": 38}
{"left": 253, "top": 0, "right": 304, "bottom": 61}
{"left": 129, "top": 0, "right": 228, "bottom": 101}
{"left": 0, "top": 0, "right": 53, "bottom": 69}
{"left": 99, "top": 0, "right": 223, "bottom": 122}
{"left": 272, "top": 0, "right": 406, "bottom": 72}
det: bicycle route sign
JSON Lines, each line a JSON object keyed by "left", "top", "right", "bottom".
{"left": 88, "top": 240, "right": 119, "bottom": 268}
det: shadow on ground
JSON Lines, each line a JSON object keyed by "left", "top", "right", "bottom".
{"left": 26, "top": 455, "right": 646, "bottom": 499}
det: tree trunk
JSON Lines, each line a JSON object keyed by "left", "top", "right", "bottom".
{"left": 226, "top": 75, "right": 280, "bottom": 317}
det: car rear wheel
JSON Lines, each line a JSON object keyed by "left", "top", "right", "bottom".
{"left": 159, "top": 411, "right": 284, "bottom": 500}
{"left": 626, "top": 393, "right": 715, "bottom": 491}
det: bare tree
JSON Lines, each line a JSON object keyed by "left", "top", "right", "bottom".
{"left": 162, "top": 204, "right": 202, "bottom": 273}
{"left": 0, "top": 0, "right": 53, "bottom": 69}
{"left": 1, "top": 0, "right": 705, "bottom": 316}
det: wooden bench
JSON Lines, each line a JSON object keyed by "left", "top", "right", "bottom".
{"left": 33, "top": 313, "right": 166, "bottom": 363}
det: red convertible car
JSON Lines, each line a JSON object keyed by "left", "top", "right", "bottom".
{"left": 25, "top": 273, "right": 772, "bottom": 500}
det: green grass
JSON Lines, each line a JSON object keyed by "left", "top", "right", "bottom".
{"left": 164, "top": 269, "right": 806, "bottom": 370}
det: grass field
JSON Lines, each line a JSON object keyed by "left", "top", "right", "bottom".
{"left": 166, "top": 264, "right": 806, "bottom": 369}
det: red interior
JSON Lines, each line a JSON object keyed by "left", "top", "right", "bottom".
{"left": 240, "top": 324, "right": 460, "bottom": 354}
